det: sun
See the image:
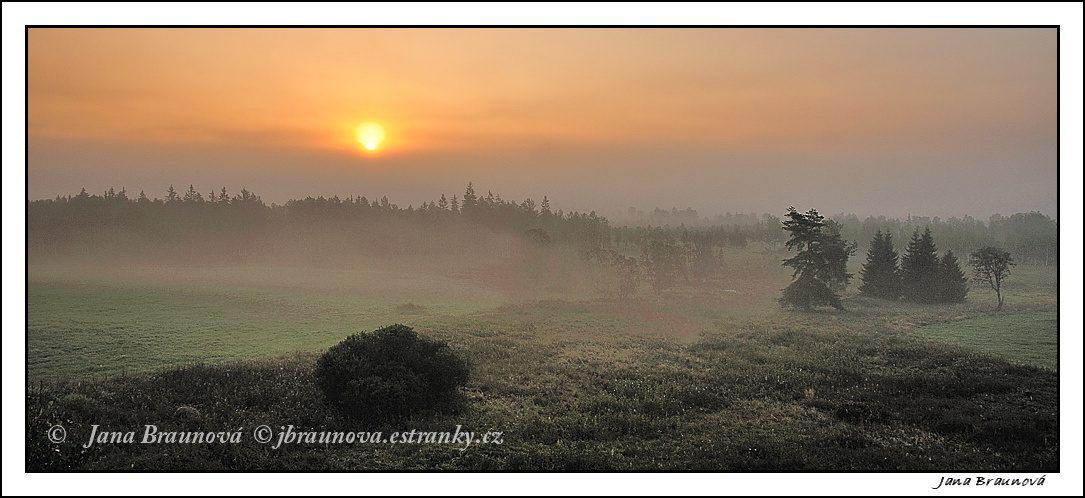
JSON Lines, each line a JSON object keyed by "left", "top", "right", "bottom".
{"left": 355, "top": 122, "right": 386, "bottom": 151}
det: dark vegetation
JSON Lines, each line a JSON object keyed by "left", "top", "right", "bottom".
{"left": 26, "top": 185, "right": 1059, "bottom": 470}
{"left": 313, "top": 324, "right": 470, "bottom": 423}
{"left": 28, "top": 184, "right": 1056, "bottom": 269}
{"left": 779, "top": 208, "right": 855, "bottom": 310}
{"left": 26, "top": 298, "right": 1058, "bottom": 471}
{"left": 859, "top": 227, "right": 971, "bottom": 305}
{"left": 858, "top": 230, "right": 902, "bottom": 300}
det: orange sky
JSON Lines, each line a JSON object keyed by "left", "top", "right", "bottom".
{"left": 26, "top": 27, "right": 1060, "bottom": 219}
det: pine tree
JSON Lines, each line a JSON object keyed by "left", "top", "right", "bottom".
{"left": 937, "top": 250, "right": 969, "bottom": 303}
{"left": 858, "top": 230, "right": 901, "bottom": 300}
{"left": 183, "top": 184, "right": 204, "bottom": 202}
{"left": 462, "top": 183, "right": 477, "bottom": 213}
{"left": 900, "top": 227, "right": 940, "bottom": 303}
{"left": 779, "top": 207, "right": 853, "bottom": 310}
{"left": 821, "top": 220, "right": 858, "bottom": 293}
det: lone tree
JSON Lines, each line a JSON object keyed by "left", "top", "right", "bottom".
{"left": 969, "top": 246, "right": 1015, "bottom": 310}
{"left": 858, "top": 230, "right": 901, "bottom": 300}
{"left": 779, "top": 207, "right": 855, "bottom": 310}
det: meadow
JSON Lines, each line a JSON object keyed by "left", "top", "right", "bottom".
{"left": 917, "top": 313, "right": 1058, "bottom": 371}
{"left": 27, "top": 257, "right": 513, "bottom": 381}
{"left": 26, "top": 248, "right": 1060, "bottom": 471}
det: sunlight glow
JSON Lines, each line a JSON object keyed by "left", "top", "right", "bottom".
{"left": 356, "top": 122, "right": 386, "bottom": 151}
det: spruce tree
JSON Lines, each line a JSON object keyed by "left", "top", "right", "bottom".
{"left": 461, "top": 182, "right": 477, "bottom": 213}
{"left": 900, "top": 227, "right": 940, "bottom": 303}
{"left": 937, "top": 250, "right": 969, "bottom": 303}
{"left": 183, "top": 184, "right": 203, "bottom": 202}
{"left": 858, "top": 230, "right": 901, "bottom": 300}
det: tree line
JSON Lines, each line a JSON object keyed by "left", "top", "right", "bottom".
{"left": 619, "top": 208, "right": 1055, "bottom": 267}
{"left": 828, "top": 211, "right": 1056, "bottom": 266}
{"left": 28, "top": 184, "right": 1054, "bottom": 275}
{"left": 27, "top": 183, "right": 610, "bottom": 263}
{"left": 780, "top": 208, "right": 1021, "bottom": 311}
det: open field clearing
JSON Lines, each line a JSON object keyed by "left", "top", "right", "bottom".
{"left": 28, "top": 260, "right": 512, "bottom": 382}
{"left": 917, "top": 312, "right": 1058, "bottom": 371}
{"left": 26, "top": 254, "right": 1059, "bottom": 471}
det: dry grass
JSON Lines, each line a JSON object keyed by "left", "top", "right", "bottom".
{"left": 26, "top": 252, "right": 1059, "bottom": 470}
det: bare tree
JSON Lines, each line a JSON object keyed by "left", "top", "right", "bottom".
{"left": 969, "top": 246, "right": 1015, "bottom": 311}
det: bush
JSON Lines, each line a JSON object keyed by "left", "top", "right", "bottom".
{"left": 313, "top": 324, "right": 470, "bottom": 422}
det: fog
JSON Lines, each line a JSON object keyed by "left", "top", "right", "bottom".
{"left": 27, "top": 186, "right": 1059, "bottom": 294}
{"left": 27, "top": 131, "right": 1058, "bottom": 223}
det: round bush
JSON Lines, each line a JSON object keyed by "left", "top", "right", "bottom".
{"left": 313, "top": 324, "right": 469, "bottom": 422}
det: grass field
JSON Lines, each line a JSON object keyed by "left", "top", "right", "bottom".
{"left": 25, "top": 251, "right": 1060, "bottom": 471}
{"left": 27, "top": 259, "right": 513, "bottom": 381}
{"left": 917, "top": 312, "right": 1058, "bottom": 371}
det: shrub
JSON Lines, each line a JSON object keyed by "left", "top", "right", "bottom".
{"left": 313, "top": 324, "right": 470, "bottom": 422}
